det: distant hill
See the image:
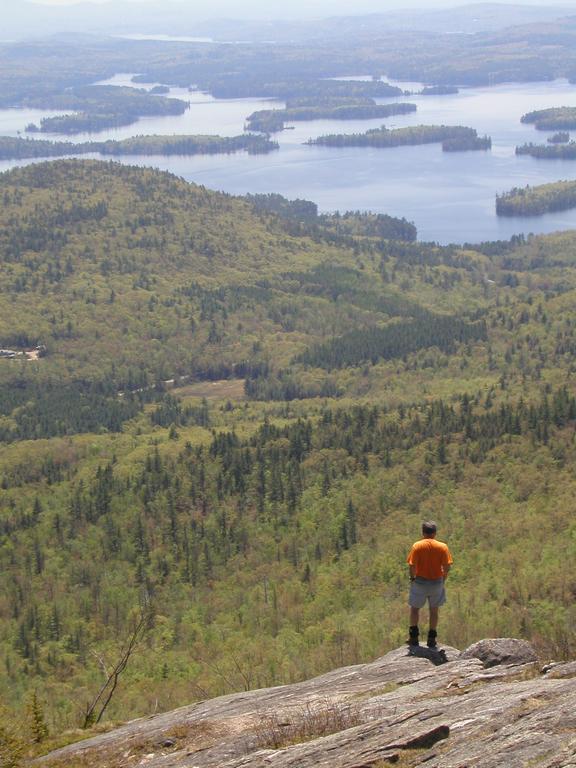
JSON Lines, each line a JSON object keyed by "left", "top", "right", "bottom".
{"left": 0, "top": 159, "right": 423, "bottom": 394}
{"left": 197, "top": 4, "right": 576, "bottom": 41}
{"left": 4, "top": 7, "right": 576, "bottom": 106}
{"left": 2, "top": 1, "right": 575, "bottom": 42}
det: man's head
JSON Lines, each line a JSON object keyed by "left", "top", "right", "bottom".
{"left": 422, "top": 521, "right": 437, "bottom": 538}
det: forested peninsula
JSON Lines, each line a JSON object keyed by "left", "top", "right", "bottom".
{"left": 0, "top": 134, "right": 278, "bottom": 160}
{"left": 496, "top": 180, "right": 576, "bottom": 216}
{"left": 246, "top": 102, "right": 417, "bottom": 133}
{"left": 309, "top": 125, "right": 491, "bottom": 152}
{"left": 24, "top": 85, "right": 188, "bottom": 134}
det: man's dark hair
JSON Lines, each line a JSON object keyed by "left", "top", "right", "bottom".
{"left": 422, "top": 521, "right": 437, "bottom": 535}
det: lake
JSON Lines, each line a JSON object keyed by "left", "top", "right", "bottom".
{"left": 2, "top": 74, "right": 576, "bottom": 244}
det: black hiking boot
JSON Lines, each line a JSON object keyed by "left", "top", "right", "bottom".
{"left": 407, "top": 625, "right": 419, "bottom": 646}
{"left": 427, "top": 629, "right": 438, "bottom": 649}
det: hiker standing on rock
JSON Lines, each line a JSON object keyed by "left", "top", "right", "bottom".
{"left": 407, "top": 521, "right": 453, "bottom": 649}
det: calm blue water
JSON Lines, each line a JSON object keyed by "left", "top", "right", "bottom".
{"left": 2, "top": 75, "right": 576, "bottom": 244}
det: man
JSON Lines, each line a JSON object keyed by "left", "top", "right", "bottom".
{"left": 406, "top": 521, "right": 453, "bottom": 648}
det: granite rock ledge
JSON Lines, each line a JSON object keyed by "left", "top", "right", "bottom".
{"left": 37, "top": 638, "right": 576, "bottom": 768}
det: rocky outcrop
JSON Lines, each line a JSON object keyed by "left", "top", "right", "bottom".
{"left": 38, "top": 639, "right": 576, "bottom": 768}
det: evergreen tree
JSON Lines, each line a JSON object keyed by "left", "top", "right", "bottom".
{"left": 27, "top": 692, "right": 49, "bottom": 744}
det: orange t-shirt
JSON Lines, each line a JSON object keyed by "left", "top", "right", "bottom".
{"left": 407, "top": 539, "right": 453, "bottom": 580}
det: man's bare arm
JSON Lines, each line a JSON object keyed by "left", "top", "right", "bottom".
{"left": 443, "top": 564, "right": 451, "bottom": 581}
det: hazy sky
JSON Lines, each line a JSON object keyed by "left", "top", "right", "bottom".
{"left": 25, "top": 0, "right": 576, "bottom": 9}
{"left": 1, "top": 0, "right": 573, "bottom": 29}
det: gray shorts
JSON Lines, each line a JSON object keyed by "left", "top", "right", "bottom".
{"left": 409, "top": 577, "right": 446, "bottom": 609}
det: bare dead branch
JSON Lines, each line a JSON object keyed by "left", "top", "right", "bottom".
{"left": 82, "top": 603, "right": 154, "bottom": 729}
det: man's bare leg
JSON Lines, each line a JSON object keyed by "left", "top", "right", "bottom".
{"left": 427, "top": 607, "right": 439, "bottom": 648}
{"left": 408, "top": 606, "right": 420, "bottom": 645}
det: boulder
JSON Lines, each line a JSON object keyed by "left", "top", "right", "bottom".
{"left": 459, "top": 638, "right": 538, "bottom": 667}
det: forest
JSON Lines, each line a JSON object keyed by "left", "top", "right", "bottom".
{"left": 496, "top": 180, "right": 576, "bottom": 216}
{"left": 0, "top": 134, "right": 279, "bottom": 160}
{"left": 296, "top": 315, "right": 488, "bottom": 370}
{"left": 1, "top": 152, "right": 576, "bottom": 758}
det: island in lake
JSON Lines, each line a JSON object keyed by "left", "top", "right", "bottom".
{"left": 419, "top": 85, "right": 459, "bottom": 95}
{"left": 308, "top": 125, "right": 491, "bottom": 152}
{"left": 246, "top": 101, "right": 417, "bottom": 133}
{"left": 176, "top": 77, "right": 405, "bottom": 101}
{"left": 496, "top": 180, "right": 576, "bottom": 216}
{"left": 521, "top": 107, "right": 576, "bottom": 131}
{"left": 0, "top": 134, "right": 278, "bottom": 160}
